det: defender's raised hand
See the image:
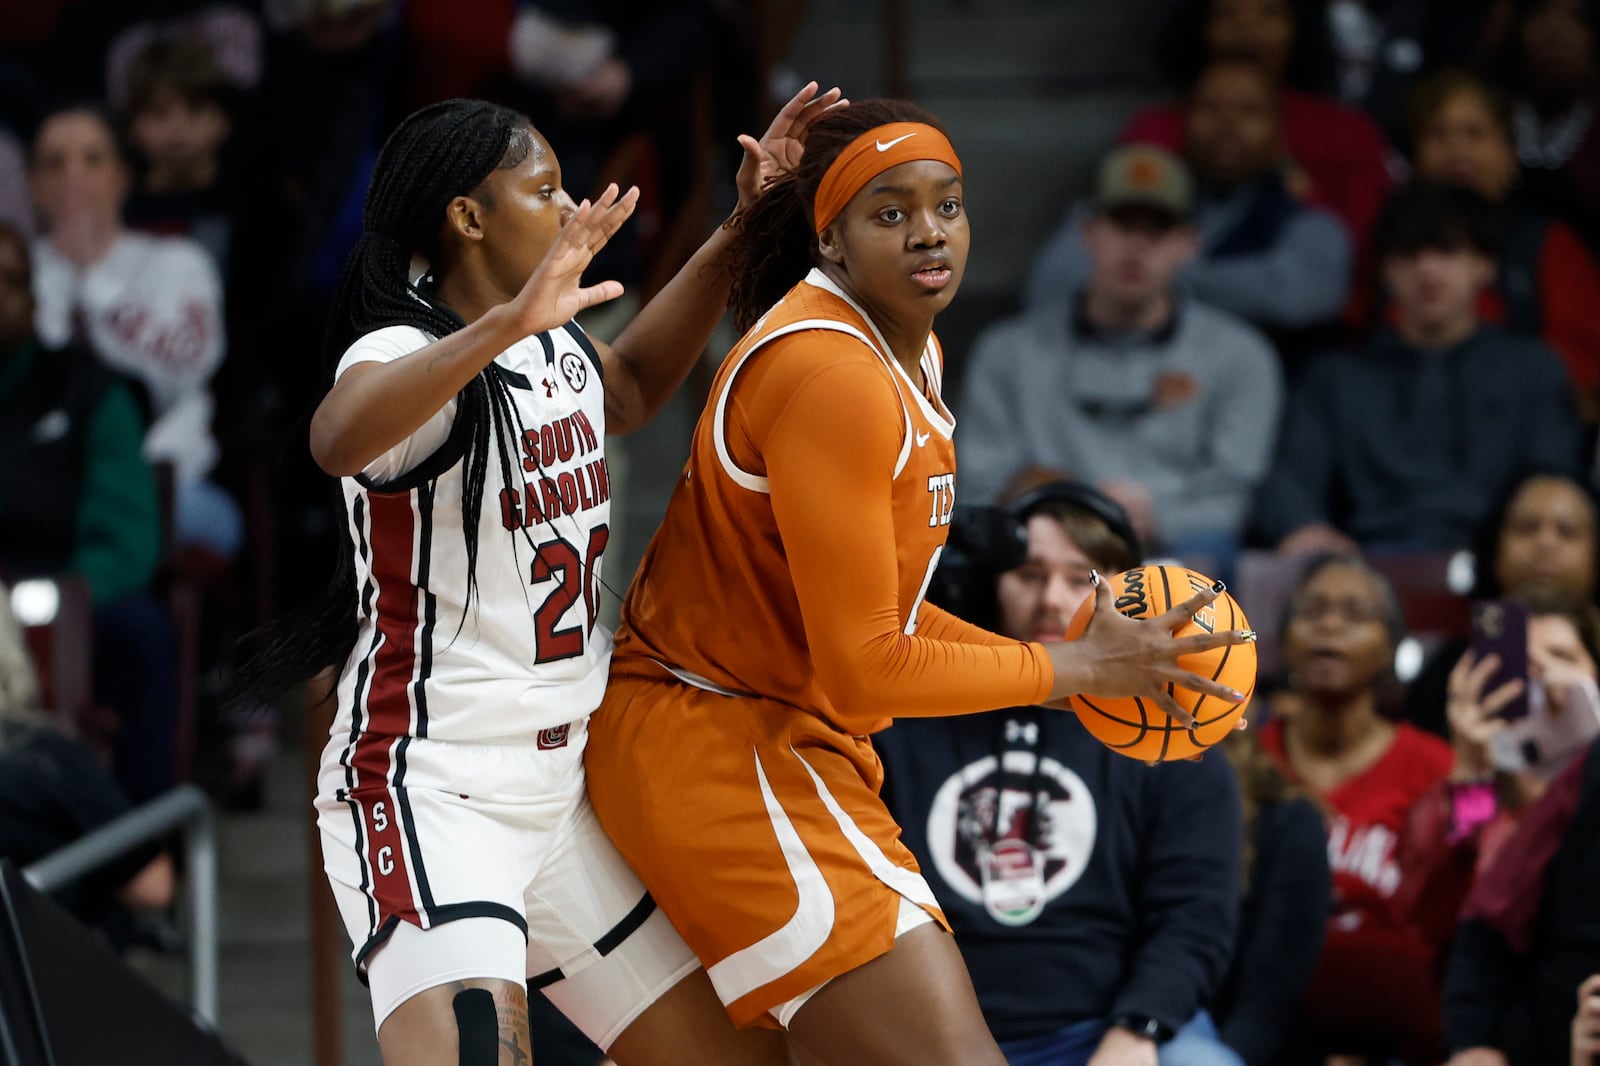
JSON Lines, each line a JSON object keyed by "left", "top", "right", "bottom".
{"left": 509, "top": 183, "right": 639, "bottom": 336}
{"left": 734, "top": 81, "right": 849, "bottom": 209}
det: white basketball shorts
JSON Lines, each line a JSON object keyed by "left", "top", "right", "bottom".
{"left": 315, "top": 717, "right": 697, "bottom": 1048}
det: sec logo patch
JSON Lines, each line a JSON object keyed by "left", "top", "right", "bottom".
{"left": 561, "top": 351, "right": 589, "bottom": 393}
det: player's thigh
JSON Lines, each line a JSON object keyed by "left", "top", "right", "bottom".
{"left": 784, "top": 922, "right": 1006, "bottom": 1066}
{"left": 606, "top": 967, "right": 792, "bottom": 1066}
{"left": 377, "top": 976, "right": 530, "bottom": 1066}
{"left": 528, "top": 797, "right": 788, "bottom": 1065}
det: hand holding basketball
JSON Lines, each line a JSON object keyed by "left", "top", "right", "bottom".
{"left": 1047, "top": 573, "right": 1248, "bottom": 723}
{"left": 1053, "top": 565, "right": 1258, "bottom": 762}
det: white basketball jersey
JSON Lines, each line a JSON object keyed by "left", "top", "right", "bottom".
{"left": 332, "top": 322, "right": 613, "bottom": 745}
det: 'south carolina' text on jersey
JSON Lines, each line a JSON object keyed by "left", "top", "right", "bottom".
{"left": 498, "top": 409, "right": 611, "bottom": 529}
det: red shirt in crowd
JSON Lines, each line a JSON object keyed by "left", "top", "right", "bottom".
{"left": 1259, "top": 719, "right": 1455, "bottom": 1058}
{"left": 1260, "top": 718, "right": 1454, "bottom": 926}
{"left": 1120, "top": 88, "right": 1391, "bottom": 255}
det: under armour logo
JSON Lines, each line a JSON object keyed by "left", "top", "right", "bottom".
{"left": 1005, "top": 720, "right": 1039, "bottom": 746}
{"left": 540, "top": 377, "right": 557, "bottom": 398}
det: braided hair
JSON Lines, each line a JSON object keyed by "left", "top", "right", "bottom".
{"left": 237, "top": 100, "right": 541, "bottom": 703}
{"left": 719, "top": 99, "right": 947, "bottom": 332}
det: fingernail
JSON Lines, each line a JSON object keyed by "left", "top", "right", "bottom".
{"left": 1211, "top": 579, "right": 1227, "bottom": 593}
{"left": 1229, "top": 689, "right": 1247, "bottom": 702}
{"left": 1089, "top": 569, "right": 1101, "bottom": 587}
{"left": 1239, "top": 630, "right": 1258, "bottom": 642}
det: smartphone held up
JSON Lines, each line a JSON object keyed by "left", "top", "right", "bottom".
{"left": 1471, "top": 598, "right": 1600, "bottom": 778}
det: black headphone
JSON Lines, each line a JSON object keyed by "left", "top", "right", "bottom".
{"left": 1005, "top": 481, "right": 1143, "bottom": 564}
{"left": 926, "top": 480, "right": 1144, "bottom": 630}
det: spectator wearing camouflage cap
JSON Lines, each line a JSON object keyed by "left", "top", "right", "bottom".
{"left": 959, "top": 144, "right": 1282, "bottom": 575}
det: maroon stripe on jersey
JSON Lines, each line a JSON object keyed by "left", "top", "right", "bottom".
{"left": 363, "top": 492, "right": 422, "bottom": 739}
{"left": 351, "top": 491, "right": 421, "bottom": 926}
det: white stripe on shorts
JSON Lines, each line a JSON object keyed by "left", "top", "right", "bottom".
{"left": 791, "top": 746, "right": 941, "bottom": 911}
{"left": 705, "top": 749, "right": 836, "bottom": 1005}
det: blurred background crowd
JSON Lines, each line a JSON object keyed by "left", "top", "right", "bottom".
{"left": 2, "top": 0, "right": 1600, "bottom": 1064}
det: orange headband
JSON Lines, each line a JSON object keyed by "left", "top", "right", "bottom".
{"left": 812, "top": 122, "right": 963, "bottom": 235}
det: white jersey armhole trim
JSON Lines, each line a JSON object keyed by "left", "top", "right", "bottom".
{"left": 712, "top": 318, "right": 883, "bottom": 493}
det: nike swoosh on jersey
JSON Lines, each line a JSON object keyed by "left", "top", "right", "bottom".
{"left": 875, "top": 133, "right": 916, "bottom": 152}
{"left": 915, "top": 430, "right": 931, "bottom": 446}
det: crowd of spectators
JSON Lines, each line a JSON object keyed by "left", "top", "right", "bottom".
{"left": 948, "top": 1, "right": 1600, "bottom": 1063}
{"left": 0, "top": 0, "right": 750, "bottom": 813}
{"left": 1, "top": 1, "right": 1599, "bottom": 1065}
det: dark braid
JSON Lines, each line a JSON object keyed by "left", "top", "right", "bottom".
{"left": 236, "top": 100, "right": 539, "bottom": 705}
{"left": 720, "top": 100, "right": 947, "bottom": 331}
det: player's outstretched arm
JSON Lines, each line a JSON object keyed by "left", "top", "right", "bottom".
{"left": 596, "top": 80, "right": 847, "bottom": 436}
{"left": 311, "top": 189, "right": 636, "bottom": 476}
{"left": 761, "top": 341, "right": 1056, "bottom": 722}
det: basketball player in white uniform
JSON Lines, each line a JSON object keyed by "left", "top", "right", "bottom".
{"left": 249, "top": 88, "right": 846, "bottom": 1065}
{"left": 316, "top": 315, "right": 654, "bottom": 1050}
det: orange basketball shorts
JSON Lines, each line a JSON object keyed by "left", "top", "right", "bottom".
{"left": 583, "top": 665, "right": 948, "bottom": 1028}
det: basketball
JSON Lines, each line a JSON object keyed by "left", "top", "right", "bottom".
{"left": 1062, "top": 564, "right": 1256, "bottom": 762}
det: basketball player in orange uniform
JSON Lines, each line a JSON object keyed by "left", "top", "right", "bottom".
{"left": 584, "top": 100, "right": 1256, "bottom": 1065}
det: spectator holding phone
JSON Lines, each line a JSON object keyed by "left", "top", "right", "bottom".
{"left": 1397, "top": 587, "right": 1600, "bottom": 956}
{"left": 1406, "top": 472, "right": 1600, "bottom": 737}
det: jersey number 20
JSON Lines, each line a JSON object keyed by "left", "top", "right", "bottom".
{"left": 530, "top": 524, "right": 609, "bottom": 663}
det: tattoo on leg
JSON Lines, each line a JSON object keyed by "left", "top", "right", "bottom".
{"left": 492, "top": 985, "right": 532, "bottom": 1066}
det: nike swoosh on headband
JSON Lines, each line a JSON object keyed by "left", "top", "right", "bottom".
{"left": 875, "top": 133, "right": 917, "bottom": 152}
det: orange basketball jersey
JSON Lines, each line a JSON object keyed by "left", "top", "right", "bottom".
{"left": 614, "top": 269, "right": 959, "bottom": 734}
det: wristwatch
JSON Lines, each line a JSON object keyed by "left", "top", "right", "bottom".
{"left": 1110, "top": 1014, "right": 1175, "bottom": 1044}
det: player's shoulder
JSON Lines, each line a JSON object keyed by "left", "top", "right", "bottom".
{"left": 337, "top": 324, "right": 433, "bottom": 377}
{"left": 345, "top": 323, "right": 433, "bottom": 357}
{"left": 756, "top": 329, "right": 898, "bottom": 402}
{"left": 742, "top": 282, "right": 893, "bottom": 378}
